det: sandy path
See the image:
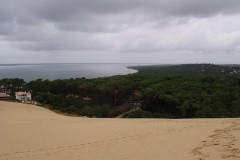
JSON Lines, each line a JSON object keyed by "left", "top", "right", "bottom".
{"left": 0, "top": 101, "right": 239, "bottom": 160}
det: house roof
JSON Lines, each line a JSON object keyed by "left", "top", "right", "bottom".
{"left": 15, "top": 92, "right": 31, "bottom": 96}
{"left": 133, "top": 90, "right": 140, "bottom": 95}
{"left": 1, "top": 89, "right": 11, "bottom": 91}
{"left": 0, "top": 92, "right": 10, "bottom": 98}
{"left": 82, "top": 97, "right": 92, "bottom": 101}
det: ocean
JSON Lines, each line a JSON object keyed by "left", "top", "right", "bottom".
{"left": 0, "top": 63, "right": 138, "bottom": 82}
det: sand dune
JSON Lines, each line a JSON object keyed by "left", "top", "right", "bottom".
{"left": 0, "top": 101, "right": 240, "bottom": 160}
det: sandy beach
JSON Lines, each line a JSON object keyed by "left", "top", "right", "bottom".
{"left": 0, "top": 101, "right": 239, "bottom": 160}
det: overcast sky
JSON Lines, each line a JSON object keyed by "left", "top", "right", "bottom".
{"left": 1, "top": 0, "right": 240, "bottom": 64}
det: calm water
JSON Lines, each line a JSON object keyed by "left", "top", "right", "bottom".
{"left": 0, "top": 63, "right": 138, "bottom": 82}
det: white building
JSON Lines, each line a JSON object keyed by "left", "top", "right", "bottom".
{"left": 15, "top": 92, "right": 31, "bottom": 101}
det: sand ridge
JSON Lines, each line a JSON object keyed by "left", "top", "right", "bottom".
{"left": 0, "top": 101, "right": 239, "bottom": 160}
{"left": 192, "top": 119, "right": 240, "bottom": 160}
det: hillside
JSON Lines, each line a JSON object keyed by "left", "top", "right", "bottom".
{"left": 1, "top": 101, "right": 240, "bottom": 160}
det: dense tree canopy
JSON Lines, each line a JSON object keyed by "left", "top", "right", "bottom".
{"left": 1, "top": 64, "right": 240, "bottom": 118}
{"left": 129, "top": 64, "right": 240, "bottom": 75}
{"left": 0, "top": 78, "right": 25, "bottom": 96}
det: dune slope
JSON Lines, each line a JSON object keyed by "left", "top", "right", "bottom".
{"left": 0, "top": 101, "right": 239, "bottom": 160}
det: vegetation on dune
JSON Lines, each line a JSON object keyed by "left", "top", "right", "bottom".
{"left": 122, "top": 110, "right": 153, "bottom": 118}
{"left": 0, "top": 78, "right": 25, "bottom": 97}
{"left": 1, "top": 64, "right": 240, "bottom": 118}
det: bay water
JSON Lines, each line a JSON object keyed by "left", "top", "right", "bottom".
{"left": 0, "top": 63, "right": 138, "bottom": 82}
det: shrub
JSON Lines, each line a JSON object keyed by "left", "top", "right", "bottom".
{"left": 122, "top": 110, "right": 153, "bottom": 118}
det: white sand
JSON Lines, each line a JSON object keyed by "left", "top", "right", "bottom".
{"left": 0, "top": 101, "right": 239, "bottom": 160}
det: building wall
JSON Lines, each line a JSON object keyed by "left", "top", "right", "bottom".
{"left": 0, "top": 97, "right": 10, "bottom": 100}
{"left": 16, "top": 94, "right": 31, "bottom": 101}
{"left": 27, "top": 94, "right": 31, "bottom": 101}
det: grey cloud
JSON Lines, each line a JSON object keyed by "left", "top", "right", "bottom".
{"left": 2, "top": 0, "right": 240, "bottom": 25}
{"left": 17, "top": 40, "right": 108, "bottom": 51}
{"left": 17, "top": 0, "right": 240, "bottom": 34}
{"left": 0, "top": 2, "right": 14, "bottom": 23}
{"left": 1, "top": 0, "right": 240, "bottom": 64}
{"left": 12, "top": 31, "right": 111, "bottom": 51}
{"left": 1, "top": 0, "right": 240, "bottom": 35}
{"left": 22, "top": 0, "right": 240, "bottom": 22}
{"left": 0, "top": 23, "right": 13, "bottom": 35}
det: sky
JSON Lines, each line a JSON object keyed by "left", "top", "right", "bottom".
{"left": 1, "top": 0, "right": 240, "bottom": 64}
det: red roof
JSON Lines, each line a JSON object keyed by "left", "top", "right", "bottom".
{"left": 0, "top": 92, "right": 10, "bottom": 98}
{"left": 133, "top": 90, "right": 140, "bottom": 95}
{"left": 83, "top": 97, "right": 92, "bottom": 101}
{"left": 15, "top": 92, "right": 31, "bottom": 96}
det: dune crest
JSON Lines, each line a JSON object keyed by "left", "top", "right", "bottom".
{"left": 0, "top": 101, "right": 239, "bottom": 160}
